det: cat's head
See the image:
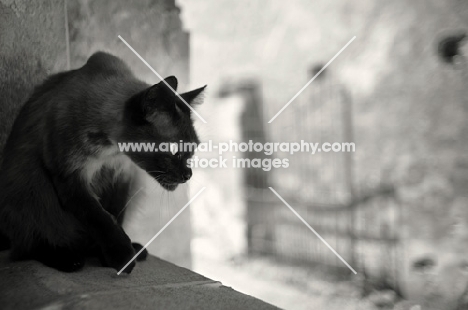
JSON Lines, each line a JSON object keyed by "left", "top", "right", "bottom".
{"left": 120, "top": 76, "right": 205, "bottom": 191}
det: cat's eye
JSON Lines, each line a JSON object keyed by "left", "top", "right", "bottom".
{"left": 176, "top": 152, "right": 183, "bottom": 160}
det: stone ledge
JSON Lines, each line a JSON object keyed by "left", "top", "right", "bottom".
{"left": 0, "top": 251, "right": 279, "bottom": 310}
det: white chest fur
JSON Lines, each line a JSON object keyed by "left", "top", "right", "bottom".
{"left": 81, "top": 145, "right": 134, "bottom": 190}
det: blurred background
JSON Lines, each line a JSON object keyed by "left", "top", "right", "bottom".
{"left": 181, "top": 1, "right": 468, "bottom": 309}
{"left": 1, "top": 0, "right": 468, "bottom": 309}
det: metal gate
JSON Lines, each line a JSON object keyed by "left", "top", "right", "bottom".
{"left": 241, "top": 72, "right": 401, "bottom": 286}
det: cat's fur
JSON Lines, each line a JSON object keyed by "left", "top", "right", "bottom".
{"left": 0, "top": 52, "right": 205, "bottom": 273}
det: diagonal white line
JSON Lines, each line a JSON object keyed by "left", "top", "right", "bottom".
{"left": 268, "top": 187, "right": 357, "bottom": 274}
{"left": 268, "top": 36, "right": 356, "bottom": 123}
{"left": 117, "top": 187, "right": 206, "bottom": 275}
{"left": 118, "top": 35, "right": 208, "bottom": 124}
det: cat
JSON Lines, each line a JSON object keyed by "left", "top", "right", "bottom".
{"left": 0, "top": 51, "right": 205, "bottom": 273}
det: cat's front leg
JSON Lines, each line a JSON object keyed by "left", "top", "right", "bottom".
{"left": 53, "top": 173, "right": 136, "bottom": 273}
{"left": 98, "top": 227, "right": 136, "bottom": 273}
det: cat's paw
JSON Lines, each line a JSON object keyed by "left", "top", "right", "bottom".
{"left": 131, "top": 242, "right": 148, "bottom": 261}
{"left": 34, "top": 247, "right": 85, "bottom": 272}
{"left": 101, "top": 242, "right": 136, "bottom": 274}
{"left": 59, "top": 257, "right": 86, "bottom": 272}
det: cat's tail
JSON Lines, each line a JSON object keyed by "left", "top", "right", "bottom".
{"left": 0, "top": 230, "right": 10, "bottom": 251}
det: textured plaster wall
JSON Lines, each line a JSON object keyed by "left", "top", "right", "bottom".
{"left": 0, "top": 0, "right": 68, "bottom": 161}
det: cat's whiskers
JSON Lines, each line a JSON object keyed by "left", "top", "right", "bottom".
{"left": 152, "top": 176, "right": 166, "bottom": 183}
{"left": 118, "top": 173, "right": 166, "bottom": 219}
{"left": 147, "top": 170, "right": 166, "bottom": 174}
{"left": 117, "top": 186, "right": 145, "bottom": 218}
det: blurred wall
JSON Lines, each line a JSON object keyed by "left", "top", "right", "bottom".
{"left": 190, "top": 95, "right": 248, "bottom": 263}
{"left": 344, "top": 1, "right": 468, "bottom": 307}
{"left": 180, "top": 0, "right": 468, "bottom": 306}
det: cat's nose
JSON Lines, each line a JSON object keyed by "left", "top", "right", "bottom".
{"left": 182, "top": 170, "right": 192, "bottom": 182}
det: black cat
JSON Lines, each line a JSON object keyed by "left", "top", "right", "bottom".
{"left": 0, "top": 52, "right": 205, "bottom": 273}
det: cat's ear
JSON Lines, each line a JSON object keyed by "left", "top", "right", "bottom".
{"left": 145, "top": 76, "right": 178, "bottom": 99}
{"left": 180, "top": 85, "right": 206, "bottom": 106}
{"left": 146, "top": 79, "right": 204, "bottom": 107}
{"left": 162, "top": 76, "right": 178, "bottom": 91}
{"left": 136, "top": 81, "right": 177, "bottom": 117}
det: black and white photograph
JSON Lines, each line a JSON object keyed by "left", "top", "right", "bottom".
{"left": 1, "top": 1, "right": 468, "bottom": 309}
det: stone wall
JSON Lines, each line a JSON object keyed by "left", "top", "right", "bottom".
{"left": 0, "top": 0, "right": 68, "bottom": 162}
{"left": 0, "top": 251, "right": 279, "bottom": 310}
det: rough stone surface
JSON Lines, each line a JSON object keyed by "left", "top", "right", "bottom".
{"left": 67, "top": 0, "right": 190, "bottom": 89}
{"left": 0, "top": 0, "right": 68, "bottom": 161}
{"left": 0, "top": 252, "right": 279, "bottom": 310}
